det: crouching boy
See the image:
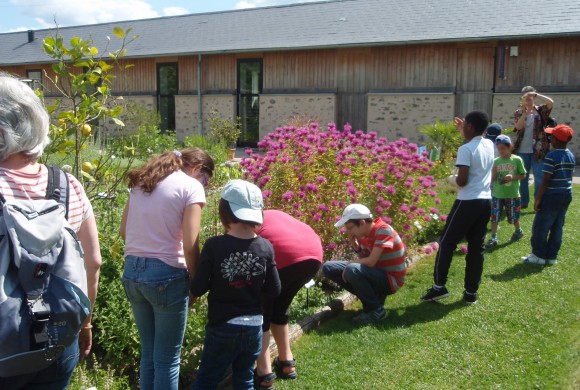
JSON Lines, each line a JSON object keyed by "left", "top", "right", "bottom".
{"left": 322, "top": 204, "right": 406, "bottom": 325}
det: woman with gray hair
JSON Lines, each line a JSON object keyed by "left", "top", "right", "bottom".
{"left": 0, "top": 73, "right": 102, "bottom": 389}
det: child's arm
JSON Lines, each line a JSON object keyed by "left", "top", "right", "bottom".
{"left": 534, "top": 172, "right": 552, "bottom": 212}
{"left": 261, "top": 254, "right": 281, "bottom": 299}
{"left": 491, "top": 165, "right": 497, "bottom": 183}
{"left": 190, "top": 243, "right": 212, "bottom": 297}
{"left": 351, "top": 246, "right": 384, "bottom": 267}
{"left": 455, "top": 166, "right": 470, "bottom": 187}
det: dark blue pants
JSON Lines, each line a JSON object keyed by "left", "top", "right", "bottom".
{"left": 433, "top": 199, "right": 492, "bottom": 294}
{"left": 531, "top": 191, "right": 573, "bottom": 260}
{"left": 193, "top": 324, "right": 262, "bottom": 390}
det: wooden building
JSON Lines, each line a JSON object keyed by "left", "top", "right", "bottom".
{"left": 1, "top": 0, "right": 579, "bottom": 156}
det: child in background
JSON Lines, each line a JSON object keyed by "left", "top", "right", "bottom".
{"left": 485, "top": 135, "right": 527, "bottom": 249}
{"left": 191, "top": 180, "right": 281, "bottom": 390}
{"left": 421, "top": 111, "right": 494, "bottom": 304}
{"left": 522, "top": 125, "right": 575, "bottom": 265}
{"left": 485, "top": 123, "right": 503, "bottom": 158}
{"left": 322, "top": 204, "right": 406, "bottom": 325}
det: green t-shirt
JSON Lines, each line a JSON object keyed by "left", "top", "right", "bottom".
{"left": 493, "top": 155, "right": 527, "bottom": 199}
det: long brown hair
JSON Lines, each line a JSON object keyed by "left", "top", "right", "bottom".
{"left": 126, "top": 147, "right": 215, "bottom": 193}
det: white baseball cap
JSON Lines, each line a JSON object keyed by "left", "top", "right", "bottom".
{"left": 221, "top": 179, "right": 264, "bottom": 224}
{"left": 334, "top": 204, "right": 373, "bottom": 227}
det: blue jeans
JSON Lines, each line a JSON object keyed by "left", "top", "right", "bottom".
{"left": 123, "top": 256, "right": 189, "bottom": 390}
{"left": 322, "top": 261, "right": 392, "bottom": 312}
{"left": 0, "top": 336, "right": 79, "bottom": 390}
{"left": 193, "top": 324, "right": 262, "bottom": 390}
{"left": 518, "top": 153, "right": 544, "bottom": 206}
{"left": 531, "top": 191, "right": 573, "bottom": 260}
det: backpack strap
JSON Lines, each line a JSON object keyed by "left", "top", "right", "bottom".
{"left": 46, "top": 165, "right": 70, "bottom": 220}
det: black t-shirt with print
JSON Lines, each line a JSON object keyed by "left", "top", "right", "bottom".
{"left": 190, "top": 234, "right": 281, "bottom": 326}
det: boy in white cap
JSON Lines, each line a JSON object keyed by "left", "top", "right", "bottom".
{"left": 191, "top": 180, "right": 281, "bottom": 389}
{"left": 322, "top": 204, "right": 406, "bottom": 325}
{"left": 485, "top": 134, "right": 527, "bottom": 249}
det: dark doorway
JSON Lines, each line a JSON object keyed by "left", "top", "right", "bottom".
{"left": 237, "top": 59, "right": 262, "bottom": 146}
{"left": 157, "top": 63, "right": 178, "bottom": 132}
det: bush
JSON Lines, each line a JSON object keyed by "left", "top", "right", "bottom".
{"left": 419, "top": 120, "right": 464, "bottom": 178}
{"left": 241, "top": 123, "right": 444, "bottom": 258}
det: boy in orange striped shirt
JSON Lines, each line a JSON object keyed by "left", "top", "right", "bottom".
{"left": 322, "top": 204, "right": 406, "bottom": 325}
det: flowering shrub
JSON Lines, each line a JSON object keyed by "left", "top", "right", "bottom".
{"left": 241, "top": 123, "right": 445, "bottom": 258}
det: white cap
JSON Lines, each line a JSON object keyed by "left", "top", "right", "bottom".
{"left": 221, "top": 179, "right": 264, "bottom": 224}
{"left": 334, "top": 204, "right": 373, "bottom": 227}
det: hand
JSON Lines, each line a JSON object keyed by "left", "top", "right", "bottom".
{"left": 454, "top": 117, "right": 465, "bottom": 136}
{"left": 502, "top": 174, "right": 513, "bottom": 184}
{"left": 534, "top": 198, "right": 541, "bottom": 212}
{"left": 347, "top": 232, "right": 359, "bottom": 250}
{"left": 189, "top": 292, "right": 197, "bottom": 307}
{"left": 79, "top": 326, "right": 92, "bottom": 360}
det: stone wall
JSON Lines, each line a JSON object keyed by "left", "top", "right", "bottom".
{"left": 492, "top": 93, "right": 580, "bottom": 159}
{"left": 175, "top": 94, "right": 236, "bottom": 141}
{"left": 259, "top": 94, "right": 336, "bottom": 139}
{"left": 367, "top": 93, "right": 455, "bottom": 144}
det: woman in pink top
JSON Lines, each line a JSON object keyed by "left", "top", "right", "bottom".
{"left": 0, "top": 74, "right": 101, "bottom": 389}
{"left": 255, "top": 210, "right": 323, "bottom": 389}
{"left": 120, "top": 148, "right": 214, "bottom": 390}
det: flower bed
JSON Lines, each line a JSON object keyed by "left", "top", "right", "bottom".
{"left": 241, "top": 123, "right": 444, "bottom": 258}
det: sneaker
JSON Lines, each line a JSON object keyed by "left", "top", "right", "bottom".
{"left": 546, "top": 259, "right": 557, "bottom": 265}
{"left": 353, "top": 307, "right": 387, "bottom": 325}
{"left": 463, "top": 291, "right": 477, "bottom": 304}
{"left": 521, "top": 253, "right": 546, "bottom": 265}
{"left": 420, "top": 286, "right": 450, "bottom": 302}
{"left": 485, "top": 238, "right": 498, "bottom": 249}
{"left": 511, "top": 229, "right": 524, "bottom": 241}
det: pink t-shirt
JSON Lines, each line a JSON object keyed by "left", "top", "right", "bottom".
{"left": 124, "top": 170, "right": 205, "bottom": 269}
{"left": 257, "top": 210, "right": 323, "bottom": 270}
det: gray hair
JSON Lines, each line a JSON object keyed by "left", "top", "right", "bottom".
{"left": 521, "top": 86, "right": 537, "bottom": 95}
{"left": 0, "top": 73, "right": 50, "bottom": 162}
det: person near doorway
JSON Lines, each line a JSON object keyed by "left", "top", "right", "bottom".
{"left": 513, "top": 86, "right": 554, "bottom": 209}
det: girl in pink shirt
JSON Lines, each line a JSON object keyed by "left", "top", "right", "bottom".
{"left": 120, "top": 148, "right": 214, "bottom": 390}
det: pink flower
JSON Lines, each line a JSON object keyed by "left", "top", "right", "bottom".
{"left": 424, "top": 247, "right": 433, "bottom": 255}
{"left": 385, "top": 186, "right": 396, "bottom": 195}
{"left": 262, "top": 190, "right": 272, "bottom": 198}
{"left": 317, "top": 176, "right": 327, "bottom": 183}
{"left": 313, "top": 213, "right": 322, "bottom": 222}
{"left": 282, "top": 191, "right": 294, "bottom": 201}
{"left": 341, "top": 168, "right": 352, "bottom": 176}
{"left": 460, "top": 245, "right": 468, "bottom": 254}
{"left": 424, "top": 215, "right": 431, "bottom": 222}
{"left": 327, "top": 242, "right": 337, "bottom": 251}
{"left": 440, "top": 215, "right": 448, "bottom": 221}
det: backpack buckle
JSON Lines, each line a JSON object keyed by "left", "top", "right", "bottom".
{"left": 28, "top": 297, "right": 51, "bottom": 345}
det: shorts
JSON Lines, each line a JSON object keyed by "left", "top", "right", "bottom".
{"left": 491, "top": 197, "right": 521, "bottom": 224}
{"left": 262, "top": 259, "right": 321, "bottom": 331}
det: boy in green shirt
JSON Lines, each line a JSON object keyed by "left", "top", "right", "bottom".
{"left": 485, "top": 135, "right": 527, "bottom": 248}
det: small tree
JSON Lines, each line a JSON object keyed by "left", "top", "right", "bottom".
{"left": 40, "top": 26, "right": 137, "bottom": 187}
{"left": 419, "top": 120, "right": 464, "bottom": 178}
{"left": 208, "top": 109, "right": 242, "bottom": 148}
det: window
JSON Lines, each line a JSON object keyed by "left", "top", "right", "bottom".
{"left": 237, "top": 59, "right": 263, "bottom": 145}
{"left": 26, "top": 70, "right": 42, "bottom": 90}
{"left": 157, "top": 63, "right": 178, "bottom": 132}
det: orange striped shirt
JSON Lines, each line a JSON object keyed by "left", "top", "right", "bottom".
{"left": 0, "top": 165, "right": 93, "bottom": 233}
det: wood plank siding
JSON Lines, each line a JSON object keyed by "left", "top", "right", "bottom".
{"left": 2, "top": 37, "right": 579, "bottom": 131}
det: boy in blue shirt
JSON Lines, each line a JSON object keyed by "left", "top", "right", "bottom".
{"left": 522, "top": 125, "right": 575, "bottom": 265}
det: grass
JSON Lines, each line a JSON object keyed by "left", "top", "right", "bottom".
{"left": 274, "top": 185, "right": 580, "bottom": 390}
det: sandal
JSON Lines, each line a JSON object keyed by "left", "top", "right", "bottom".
{"left": 273, "top": 357, "right": 297, "bottom": 380}
{"left": 254, "top": 370, "right": 276, "bottom": 390}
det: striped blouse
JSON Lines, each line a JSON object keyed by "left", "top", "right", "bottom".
{"left": 0, "top": 165, "right": 93, "bottom": 233}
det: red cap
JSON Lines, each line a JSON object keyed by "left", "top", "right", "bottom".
{"left": 545, "top": 125, "right": 574, "bottom": 142}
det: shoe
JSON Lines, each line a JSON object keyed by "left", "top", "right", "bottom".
{"left": 546, "top": 259, "right": 557, "bottom": 265}
{"left": 511, "top": 230, "right": 524, "bottom": 241}
{"left": 352, "top": 307, "right": 387, "bottom": 325}
{"left": 463, "top": 291, "right": 477, "bottom": 304}
{"left": 421, "top": 286, "right": 450, "bottom": 302}
{"left": 485, "top": 238, "right": 498, "bottom": 249}
{"left": 254, "top": 370, "right": 276, "bottom": 390}
{"left": 521, "top": 253, "right": 546, "bottom": 265}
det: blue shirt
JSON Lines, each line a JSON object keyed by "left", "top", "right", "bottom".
{"left": 543, "top": 149, "right": 576, "bottom": 194}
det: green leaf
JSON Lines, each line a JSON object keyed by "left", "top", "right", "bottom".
{"left": 111, "top": 117, "right": 125, "bottom": 127}
{"left": 89, "top": 46, "right": 99, "bottom": 56}
{"left": 81, "top": 171, "right": 96, "bottom": 182}
{"left": 70, "top": 36, "right": 80, "bottom": 47}
{"left": 113, "top": 27, "right": 125, "bottom": 38}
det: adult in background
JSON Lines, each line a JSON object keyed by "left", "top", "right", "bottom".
{"left": 120, "top": 148, "right": 214, "bottom": 390}
{"left": 254, "top": 210, "right": 323, "bottom": 390}
{"left": 0, "top": 73, "right": 102, "bottom": 388}
{"left": 513, "top": 86, "right": 554, "bottom": 209}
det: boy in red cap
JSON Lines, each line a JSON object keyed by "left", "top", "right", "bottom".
{"left": 522, "top": 125, "right": 575, "bottom": 264}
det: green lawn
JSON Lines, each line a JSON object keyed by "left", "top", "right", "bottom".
{"left": 275, "top": 186, "right": 579, "bottom": 390}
